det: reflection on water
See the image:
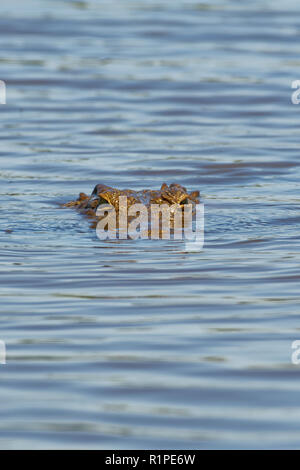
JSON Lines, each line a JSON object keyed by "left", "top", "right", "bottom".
{"left": 1, "top": 0, "right": 300, "bottom": 449}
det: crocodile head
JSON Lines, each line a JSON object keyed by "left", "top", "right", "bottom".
{"left": 86, "top": 183, "right": 199, "bottom": 210}
{"left": 63, "top": 182, "right": 200, "bottom": 234}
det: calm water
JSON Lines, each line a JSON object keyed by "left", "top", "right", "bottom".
{"left": 1, "top": 0, "right": 300, "bottom": 449}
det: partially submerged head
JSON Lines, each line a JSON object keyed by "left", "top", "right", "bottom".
{"left": 87, "top": 182, "right": 199, "bottom": 211}
{"left": 63, "top": 183, "right": 200, "bottom": 230}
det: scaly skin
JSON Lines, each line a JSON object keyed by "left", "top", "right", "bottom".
{"left": 63, "top": 183, "right": 200, "bottom": 232}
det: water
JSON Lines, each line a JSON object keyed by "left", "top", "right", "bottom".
{"left": 1, "top": 0, "right": 300, "bottom": 449}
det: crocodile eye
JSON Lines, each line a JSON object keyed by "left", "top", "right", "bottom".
{"left": 180, "top": 198, "right": 189, "bottom": 205}
{"left": 98, "top": 196, "right": 110, "bottom": 204}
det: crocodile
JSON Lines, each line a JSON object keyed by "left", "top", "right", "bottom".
{"left": 63, "top": 182, "right": 200, "bottom": 237}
